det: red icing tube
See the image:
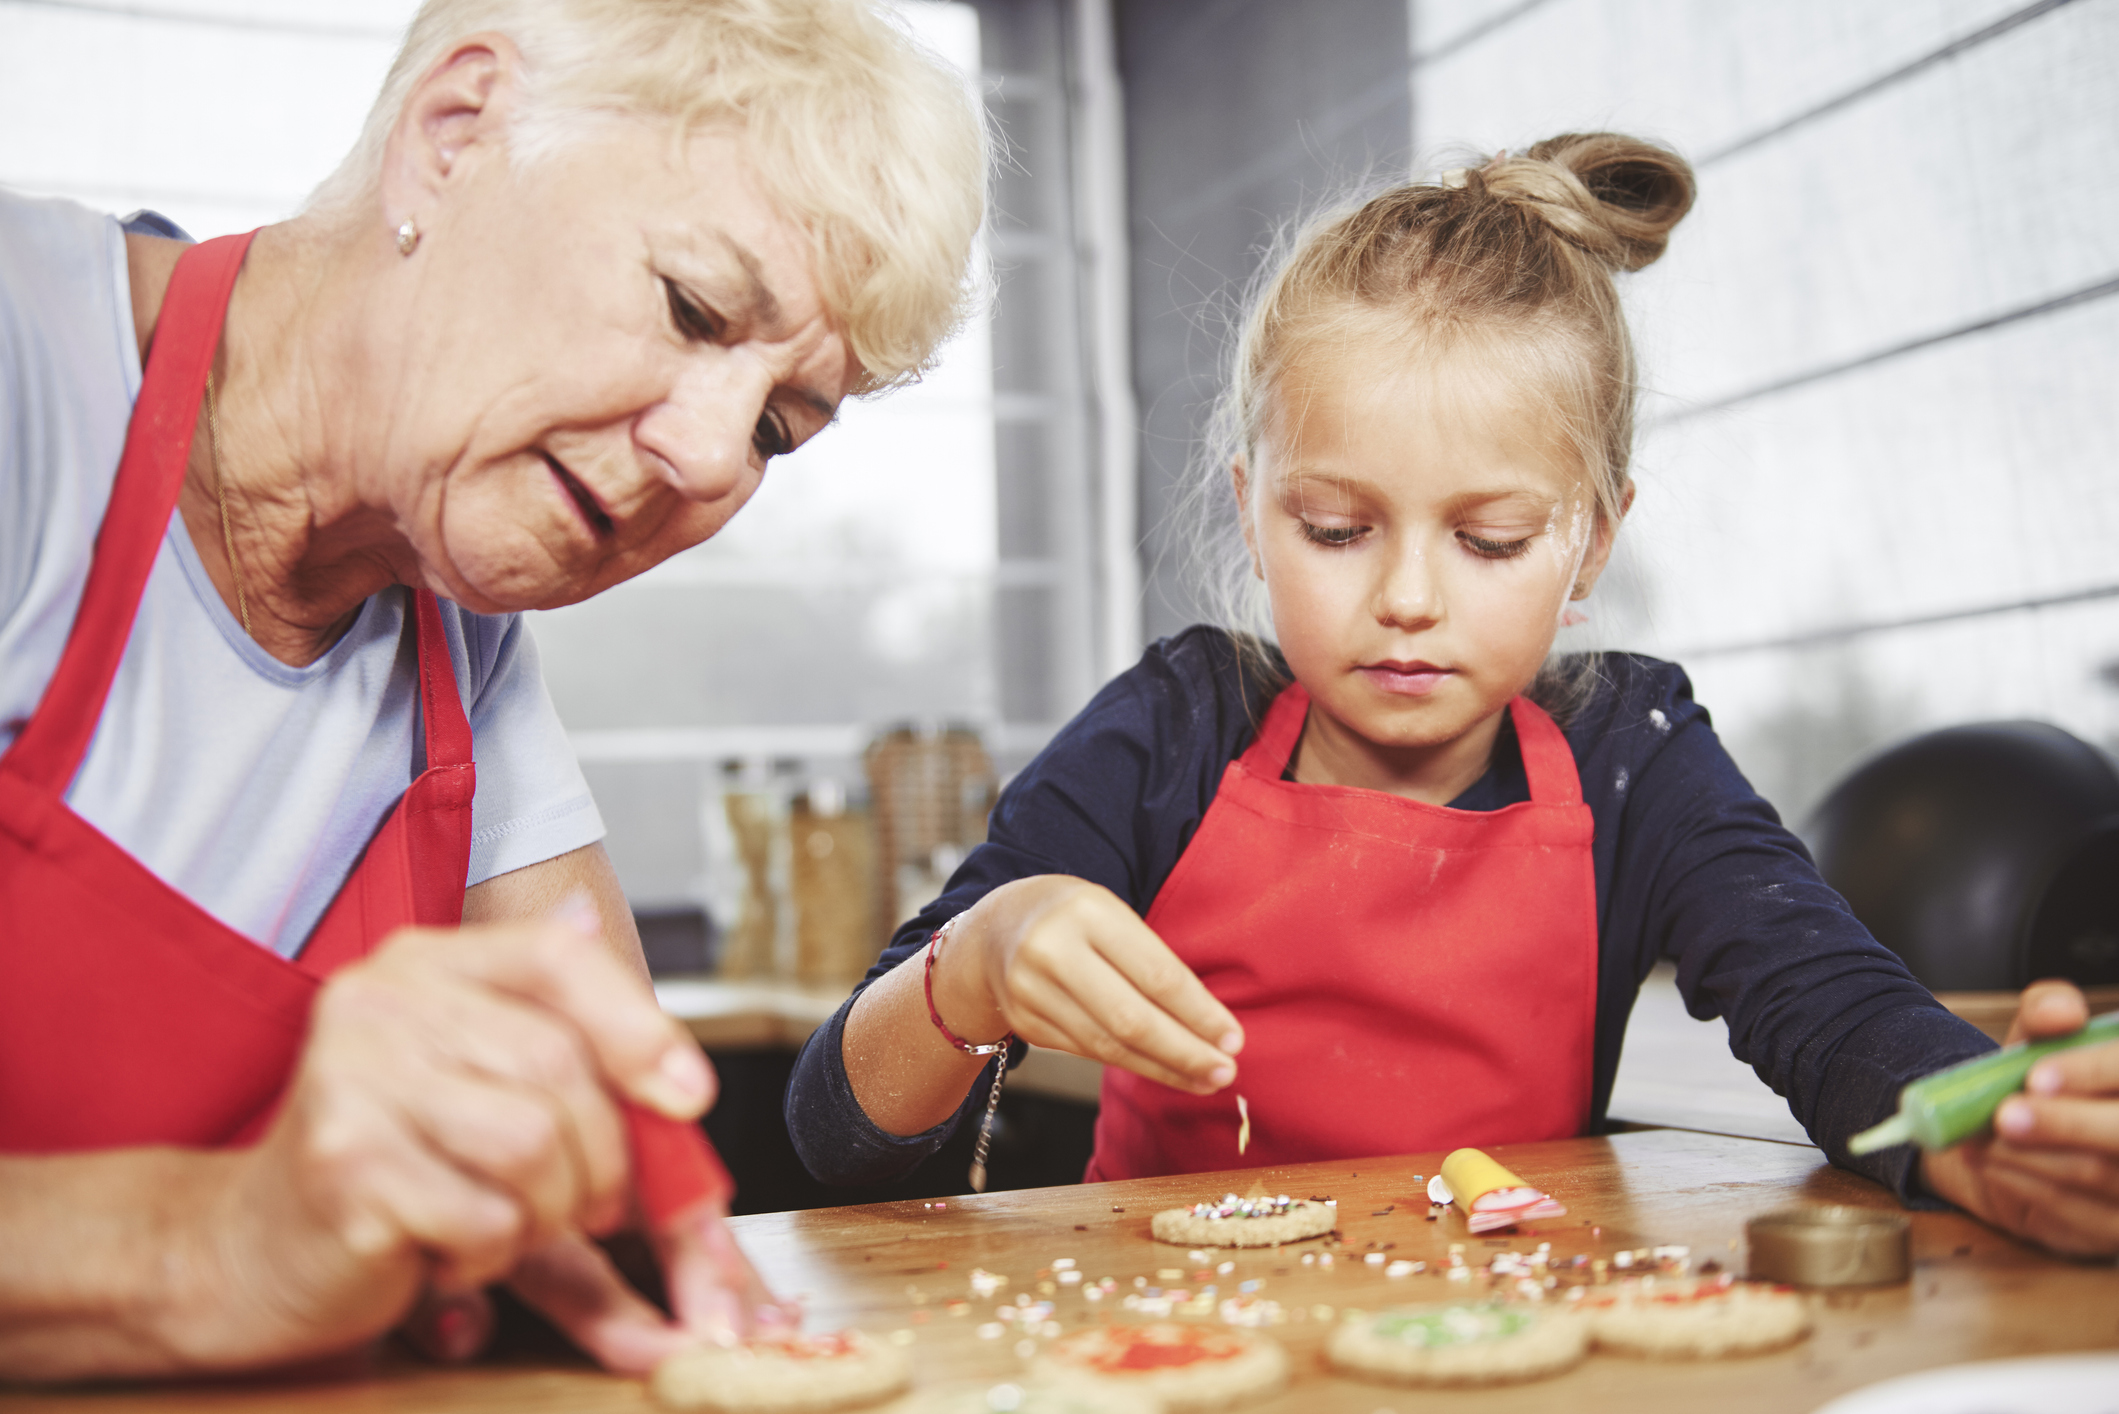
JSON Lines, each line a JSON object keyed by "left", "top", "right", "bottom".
{"left": 624, "top": 1104, "right": 735, "bottom": 1226}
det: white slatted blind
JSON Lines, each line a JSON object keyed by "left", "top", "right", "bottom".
{"left": 1411, "top": 0, "right": 2119, "bottom": 822}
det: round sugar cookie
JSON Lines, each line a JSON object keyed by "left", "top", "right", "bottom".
{"left": 650, "top": 1331, "right": 912, "bottom": 1412}
{"left": 1581, "top": 1276, "right": 1812, "bottom": 1359}
{"left": 884, "top": 1378, "right": 1159, "bottom": 1414}
{"left": 1150, "top": 1193, "right": 1334, "bottom": 1248}
{"left": 1326, "top": 1303, "right": 1588, "bottom": 1387}
{"left": 1032, "top": 1322, "right": 1289, "bottom": 1411}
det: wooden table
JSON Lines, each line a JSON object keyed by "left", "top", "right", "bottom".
{"left": 9, "top": 1130, "right": 2115, "bottom": 1412}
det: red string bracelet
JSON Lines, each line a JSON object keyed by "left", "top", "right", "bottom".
{"left": 922, "top": 916, "right": 1013, "bottom": 1193}
{"left": 923, "top": 916, "right": 1013, "bottom": 1056}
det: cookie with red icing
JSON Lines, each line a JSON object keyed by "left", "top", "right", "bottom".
{"left": 1579, "top": 1275, "right": 1811, "bottom": 1359}
{"left": 1032, "top": 1322, "right": 1288, "bottom": 1411}
{"left": 651, "top": 1330, "right": 911, "bottom": 1412}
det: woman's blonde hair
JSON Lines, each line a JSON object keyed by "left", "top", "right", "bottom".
{"left": 1195, "top": 131, "right": 1695, "bottom": 714}
{"left": 310, "top": 0, "right": 988, "bottom": 392}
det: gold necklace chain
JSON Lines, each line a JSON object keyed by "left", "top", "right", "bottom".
{"left": 204, "top": 370, "right": 254, "bottom": 638}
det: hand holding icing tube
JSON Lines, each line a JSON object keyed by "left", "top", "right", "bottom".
{"left": 1851, "top": 1009, "right": 2119, "bottom": 1155}
{"left": 627, "top": 1105, "right": 799, "bottom": 1342}
{"left": 1426, "top": 1147, "right": 1567, "bottom": 1233}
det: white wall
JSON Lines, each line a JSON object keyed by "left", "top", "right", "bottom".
{"left": 1410, "top": 0, "right": 2119, "bottom": 825}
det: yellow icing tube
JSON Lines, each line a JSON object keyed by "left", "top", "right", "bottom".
{"left": 1427, "top": 1148, "right": 1568, "bottom": 1234}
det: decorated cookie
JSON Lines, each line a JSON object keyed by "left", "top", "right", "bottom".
{"left": 1150, "top": 1193, "right": 1335, "bottom": 1248}
{"left": 651, "top": 1331, "right": 912, "bottom": 1412}
{"left": 1033, "top": 1322, "right": 1289, "bottom": 1411}
{"left": 1326, "top": 1303, "right": 1589, "bottom": 1387}
{"left": 1580, "top": 1275, "right": 1811, "bottom": 1359}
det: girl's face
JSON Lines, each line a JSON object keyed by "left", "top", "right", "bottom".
{"left": 1236, "top": 336, "right": 1618, "bottom": 800}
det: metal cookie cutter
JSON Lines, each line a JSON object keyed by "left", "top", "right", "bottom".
{"left": 1746, "top": 1205, "right": 1910, "bottom": 1288}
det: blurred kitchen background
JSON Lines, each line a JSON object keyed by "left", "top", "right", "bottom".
{"left": 6, "top": 0, "right": 2116, "bottom": 1203}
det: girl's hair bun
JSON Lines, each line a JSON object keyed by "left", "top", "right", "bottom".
{"left": 1480, "top": 132, "right": 1695, "bottom": 272}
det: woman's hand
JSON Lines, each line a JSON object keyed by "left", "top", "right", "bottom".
{"left": 1920, "top": 980, "right": 2119, "bottom": 1256}
{"left": 170, "top": 914, "right": 723, "bottom": 1369}
{"left": 944, "top": 876, "right": 1244, "bottom": 1094}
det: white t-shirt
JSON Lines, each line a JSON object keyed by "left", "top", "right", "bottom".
{"left": 0, "top": 190, "right": 604, "bottom": 957}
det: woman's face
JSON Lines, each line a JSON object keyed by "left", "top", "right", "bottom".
{"left": 371, "top": 121, "right": 857, "bottom": 613}
{"left": 1237, "top": 336, "right": 1613, "bottom": 791}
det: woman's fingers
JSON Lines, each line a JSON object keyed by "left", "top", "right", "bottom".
{"left": 413, "top": 918, "right": 714, "bottom": 1121}
{"left": 655, "top": 1205, "right": 797, "bottom": 1345}
{"left": 410, "top": 983, "right": 632, "bottom": 1235}
{"left": 396, "top": 1069, "right": 593, "bottom": 1250}
{"left": 507, "top": 1232, "right": 696, "bottom": 1375}
{"left": 262, "top": 916, "right": 722, "bottom": 1347}
{"left": 399, "top": 1286, "right": 496, "bottom": 1364}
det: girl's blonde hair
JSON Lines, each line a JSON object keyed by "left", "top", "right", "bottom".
{"left": 1196, "top": 132, "right": 1694, "bottom": 714}
{"left": 309, "top": 0, "right": 988, "bottom": 392}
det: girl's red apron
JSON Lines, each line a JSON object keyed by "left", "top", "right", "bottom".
{"left": 0, "top": 233, "right": 475, "bottom": 1153}
{"left": 1088, "top": 684, "right": 1598, "bottom": 1180}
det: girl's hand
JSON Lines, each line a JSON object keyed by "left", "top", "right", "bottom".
{"left": 174, "top": 916, "right": 719, "bottom": 1369}
{"left": 1919, "top": 980, "right": 2119, "bottom": 1256}
{"left": 941, "top": 875, "right": 1244, "bottom": 1094}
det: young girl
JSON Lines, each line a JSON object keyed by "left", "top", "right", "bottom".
{"left": 788, "top": 133, "right": 2119, "bottom": 1253}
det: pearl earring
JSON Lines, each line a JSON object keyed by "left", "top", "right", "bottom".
{"left": 395, "top": 217, "right": 420, "bottom": 257}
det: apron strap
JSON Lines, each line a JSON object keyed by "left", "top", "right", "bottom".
{"left": 412, "top": 590, "right": 472, "bottom": 770}
{"left": 1240, "top": 683, "right": 1311, "bottom": 777}
{"left": 1510, "top": 696, "right": 1583, "bottom": 806}
{"left": 1, "top": 232, "right": 256, "bottom": 792}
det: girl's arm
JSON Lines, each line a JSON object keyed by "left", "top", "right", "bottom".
{"left": 785, "top": 628, "right": 1263, "bottom": 1186}
{"left": 1603, "top": 661, "right": 1987, "bottom": 1189}
{"left": 1606, "top": 659, "right": 2116, "bottom": 1252}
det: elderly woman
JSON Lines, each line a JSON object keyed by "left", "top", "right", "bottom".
{"left": 0, "top": 0, "right": 982, "bottom": 1381}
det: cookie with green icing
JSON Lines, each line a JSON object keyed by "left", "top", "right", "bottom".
{"left": 1327, "top": 1303, "right": 1588, "bottom": 1386}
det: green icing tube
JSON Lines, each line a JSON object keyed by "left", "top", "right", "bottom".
{"left": 1850, "top": 1010, "right": 2119, "bottom": 1155}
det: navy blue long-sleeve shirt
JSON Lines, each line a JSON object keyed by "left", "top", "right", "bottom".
{"left": 787, "top": 627, "right": 1992, "bottom": 1199}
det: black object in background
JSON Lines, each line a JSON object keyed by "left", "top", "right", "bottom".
{"left": 636, "top": 907, "right": 717, "bottom": 976}
{"left": 1808, "top": 721, "right": 2119, "bottom": 991}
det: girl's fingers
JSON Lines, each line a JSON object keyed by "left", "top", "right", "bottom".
{"left": 1994, "top": 1091, "right": 2119, "bottom": 1154}
{"left": 2005, "top": 979, "right": 2091, "bottom": 1046}
{"left": 1980, "top": 1142, "right": 2119, "bottom": 1203}
{"left": 1981, "top": 1163, "right": 2119, "bottom": 1257}
{"left": 390, "top": 922, "right": 713, "bottom": 1121}
{"left": 1013, "top": 971, "right": 1229, "bottom": 1093}
{"left": 1087, "top": 912, "right": 1244, "bottom": 1055}
{"left": 2027, "top": 1035, "right": 2119, "bottom": 1098}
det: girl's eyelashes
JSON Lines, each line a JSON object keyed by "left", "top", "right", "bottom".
{"left": 1460, "top": 531, "right": 1534, "bottom": 559}
{"left": 663, "top": 277, "right": 723, "bottom": 342}
{"left": 1299, "top": 521, "right": 1366, "bottom": 547}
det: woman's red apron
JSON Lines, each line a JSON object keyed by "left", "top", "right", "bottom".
{"left": 1087, "top": 684, "right": 1598, "bottom": 1180}
{"left": 0, "top": 233, "right": 475, "bottom": 1153}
